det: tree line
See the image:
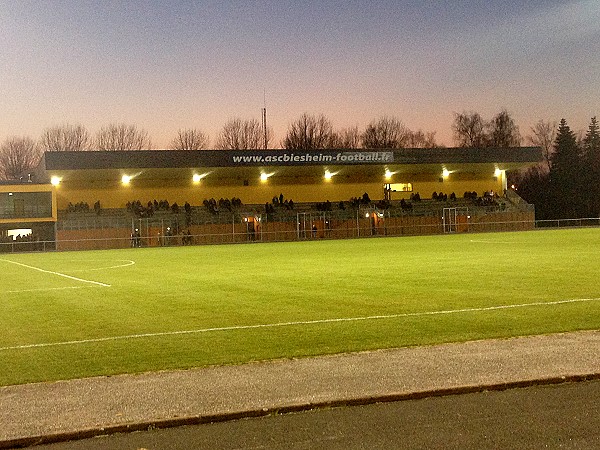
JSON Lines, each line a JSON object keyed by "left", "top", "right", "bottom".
{"left": 0, "top": 110, "right": 526, "bottom": 181}
{"left": 512, "top": 117, "right": 600, "bottom": 220}
{"left": 2, "top": 111, "right": 599, "bottom": 222}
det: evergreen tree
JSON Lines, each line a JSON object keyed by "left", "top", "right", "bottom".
{"left": 582, "top": 117, "right": 600, "bottom": 216}
{"left": 549, "top": 119, "right": 582, "bottom": 218}
{"left": 582, "top": 117, "right": 600, "bottom": 169}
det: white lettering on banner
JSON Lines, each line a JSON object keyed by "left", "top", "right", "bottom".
{"left": 232, "top": 151, "right": 393, "bottom": 165}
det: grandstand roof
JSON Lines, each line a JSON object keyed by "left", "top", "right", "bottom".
{"left": 33, "top": 147, "right": 542, "bottom": 184}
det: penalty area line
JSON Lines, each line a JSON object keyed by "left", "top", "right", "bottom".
{"left": 0, "top": 259, "right": 111, "bottom": 288}
{"left": 1, "top": 297, "right": 599, "bottom": 352}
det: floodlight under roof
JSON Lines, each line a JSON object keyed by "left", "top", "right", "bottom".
{"left": 260, "top": 172, "right": 274, "bottom": 182}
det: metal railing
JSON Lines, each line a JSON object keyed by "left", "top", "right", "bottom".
{"left": 535, "top": 218, "right": 600, "bottom": 228}
{"left": 7, "top": 209, "right": 599, "bottom": 254}
{"left": 45, "top": 214, "right": 535, "bottom": 252}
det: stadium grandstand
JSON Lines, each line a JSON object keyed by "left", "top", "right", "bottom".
{"left": 1, "top": 147, "right": 541, "bottom": 251}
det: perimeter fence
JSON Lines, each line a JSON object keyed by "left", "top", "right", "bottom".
{"left": 3, "top": 208, "right": 600, "bottom": 254}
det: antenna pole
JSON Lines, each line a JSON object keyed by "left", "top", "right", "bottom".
{"left": 262, "top": 90, "right": 267, "bottom": 150}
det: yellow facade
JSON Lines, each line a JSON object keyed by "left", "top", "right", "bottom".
{"left": 53, "top": 173, "right": 505, "bottom": 210}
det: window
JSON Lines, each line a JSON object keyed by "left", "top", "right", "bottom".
{"left": 388, "top": 183, "right": 413, "bottom": 192}
{"left": 7, "top": 228, "right": 32, "bottom": 240}
{"left": 0, "top": 192, "right": 53, "bottom": 219}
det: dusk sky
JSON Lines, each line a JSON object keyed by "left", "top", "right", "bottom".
{"left": 1, "top": 0, "right": 598, "bottom": 148}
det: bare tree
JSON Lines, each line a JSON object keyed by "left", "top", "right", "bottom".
{"left": 487, "top": 109, "right": 522, "bottom": 148}
{"left": 95, "top": 123, "right": 152, "bottom": 151}
{"left": 361, "top": 116, "right": 409, "bottom": 149}
{"left": 283, "top": 113, "right": 336, "bottom": 150}
{"left": 452, "top": 112, "right": 487, "bottom": 147}
{"left": 170, "top": 128, "right": 210, "bottom": 150}
{"left": 330, "top": 126, "right": 361, "bottom": 149}
{"left": 40, "top": 124, "right": 91, "bottom": 152}
{"left": 0, "top": 136, "right": 42, "bottom": 180}
{"left": 407, "top": 129, "right": 439, "bottom": 148}
{"left": 216, "top": 118, "right": 272, "bottom": 150}
{"left": 526, "top": 119, "right": 557, "bottom": 172}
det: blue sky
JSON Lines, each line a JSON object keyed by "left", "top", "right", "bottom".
{"left": 0, "top": 0, "right": 598, "bottom": 147}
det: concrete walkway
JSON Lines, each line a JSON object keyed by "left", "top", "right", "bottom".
{"left": 1, "top": 330, "right": 599, "bottom": 448}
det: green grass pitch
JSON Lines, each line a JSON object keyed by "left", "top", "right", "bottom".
{"left": 1, "top": 228, "right": 599, "bottom": 386}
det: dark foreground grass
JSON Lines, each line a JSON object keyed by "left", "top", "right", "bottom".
{"left": 1, "top": 228, "right": 599, "bottom": 386}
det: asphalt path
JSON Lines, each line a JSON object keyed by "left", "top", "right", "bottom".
{"left": 34, "top": 380, "right": 600, "bottom": 450}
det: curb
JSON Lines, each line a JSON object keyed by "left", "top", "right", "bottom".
{"left": 3, "top": 373, "right": 599, "bottom": 449}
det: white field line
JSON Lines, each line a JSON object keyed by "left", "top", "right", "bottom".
{"left": 0, "top": 259, "right": 111, "bottom": 288}
{"left": 5, "top": 286, "right": 93, "bottom": 294}
{"left": 469, "top": 239, "right": 519, "bottom": 244}
{"left": 1, "top": 297, "right": 598, "bottom": 352}
{"left": 68, "top": 260, "right": 135, "bottom": 272}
